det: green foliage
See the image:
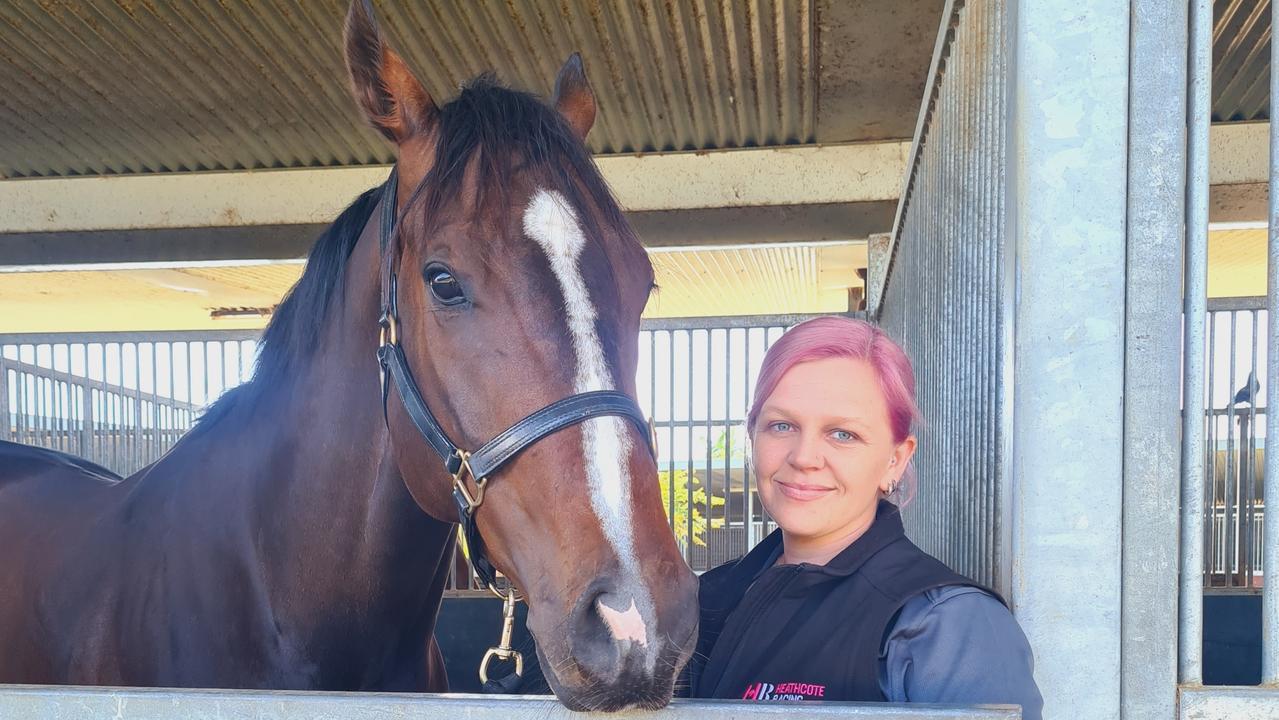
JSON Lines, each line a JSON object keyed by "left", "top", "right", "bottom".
{"left": 658, "top": 427, "right": 738, "bottom": 550}
{"left": 659, "top": 468, "right": 724, "bottom": 550}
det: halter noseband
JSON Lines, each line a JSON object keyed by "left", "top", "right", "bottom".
{"left": 373, "top": 167, "right": 656, "bottom": 595}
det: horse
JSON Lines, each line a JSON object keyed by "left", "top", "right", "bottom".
{"left": 0, "top": 1, "right": 698, "bottom": 711}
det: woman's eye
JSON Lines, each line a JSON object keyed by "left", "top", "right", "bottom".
{"left": 832, "top": 429, "right": 857, "bottom": 442}
{"left": 769, "top": 421, "right": 794, "bottom": 433}
{"left": 425, "top": 265, "right": 466, "bottom": 305}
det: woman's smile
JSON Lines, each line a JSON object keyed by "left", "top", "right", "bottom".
{"left": 772, "top": 477, "right": 834, "bottom": 502}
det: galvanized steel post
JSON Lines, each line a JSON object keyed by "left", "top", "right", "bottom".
{"left": 1264, "top": 0, "right": 1279, "bottom": 685}
{"left": 1122, "top": 2, "right": 1188, "bottom": 716}
{"left": 1008, "top": 2, "right": 1129, "bottom": 718}
{"left": 1179, "top": 0, "right": 1213, "bottom": 687}
{"left": 0, "top": 351, "right": 8, "bottom": 442}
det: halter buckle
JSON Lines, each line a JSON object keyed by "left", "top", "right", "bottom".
{"left": 378, "top": 311, "right": 399, "bottom": 348}
{"left": 479, "top": 587, "right": 524, "bottom": 684}
{"left": 451, "top": 450, "right": 488, "bottom": 513}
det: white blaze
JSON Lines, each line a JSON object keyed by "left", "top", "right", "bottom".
{"left": 523, "top": 189, "right": 651, "bottom": 651}
{"left": 597, "top": 599, "right": 649, "bottom": 647}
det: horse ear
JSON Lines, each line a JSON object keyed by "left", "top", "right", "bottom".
{"left": 344, "top": 0, "right": 437, "bottom": 145}
{"left": 553, "top": 53, "right": 596, "bottom": 140}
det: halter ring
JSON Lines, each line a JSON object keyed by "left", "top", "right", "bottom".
{"left": 451, "top": 450, "right": 487, "bottom": 513}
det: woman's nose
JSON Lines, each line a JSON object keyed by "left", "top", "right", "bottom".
{"left": 787, "top": 433, "right": 824, "bottom": 470}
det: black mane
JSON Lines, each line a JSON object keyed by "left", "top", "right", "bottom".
{"left": 194, "top": 74, "right": 627, "bottom": 432}
{"left": 192, "top": 185, "right": 382, "bottom": 431}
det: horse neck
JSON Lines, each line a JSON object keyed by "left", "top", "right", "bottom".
{"left": 142, "top": 211, "right": 454, "bottom": 652}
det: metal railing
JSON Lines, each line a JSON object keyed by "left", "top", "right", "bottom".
{"left": 1, "top": 331, "right": 258, "bottom": 474}
{"left": 2, "top": 357, "right": 199, "bottom": 468}
{"left": 0, "top": 685, "right": 1021, "bottom": 719}
{"left": 875, "top": 0, "right": 1010, "bottom": 595}
{"left": 1202, "top": 298, "right": 1269, "bottom": 591}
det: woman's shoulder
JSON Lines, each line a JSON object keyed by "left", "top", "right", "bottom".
{"left": 859, "top": 536, "right": 1002, "bottom": 606}
{"left": 879, "top": 583, "right": 1042, "bottom": 718}
{"left": 892, "top": 584, "right": 1008, "bottom": 630}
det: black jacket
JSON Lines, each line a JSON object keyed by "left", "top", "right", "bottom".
{"left": 686, "top": 501, "right": 997, "bottom": 702}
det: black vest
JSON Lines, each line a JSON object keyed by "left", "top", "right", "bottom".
{"left": 686, "top": 501, "right": 996, "bottom": 702}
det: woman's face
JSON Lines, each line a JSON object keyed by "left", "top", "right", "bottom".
{"left": 752, "top": 357, "right": 916, "bottom": 548}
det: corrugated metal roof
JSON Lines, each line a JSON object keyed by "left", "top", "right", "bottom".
{"left": 0, "top": 0, "right": 823, "bottom": 177}
{"left": 1214, "top": 0, "right": 1272, "bottom": 122}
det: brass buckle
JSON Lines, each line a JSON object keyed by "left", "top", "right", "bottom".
{"left": 452, "top": 450, "right": 488, "bottom": 513}
{"left": 479, "top": 586, "right": 524, "bottom": 684}
{"left": 378, "top": 312, "right": 399, "bottom": 347}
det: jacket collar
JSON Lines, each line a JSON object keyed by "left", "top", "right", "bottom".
{"left": 741, "top": 499, "right": 907, "bottom": 581}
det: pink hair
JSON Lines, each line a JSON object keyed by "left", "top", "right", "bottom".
{"left": 747, "top": 316, "right": 921, "bottom": 501}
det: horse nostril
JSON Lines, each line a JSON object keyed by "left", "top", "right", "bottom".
{"left": 568, "top": 591, "right": 620, "bottom": 681}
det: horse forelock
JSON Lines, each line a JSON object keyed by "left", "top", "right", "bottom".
{"left": 417, "top": 75, "right": 632, "bottom": 256}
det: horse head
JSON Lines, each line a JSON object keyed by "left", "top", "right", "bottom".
{"left": 343, "top": 1, "right": 698, "bottom": 710}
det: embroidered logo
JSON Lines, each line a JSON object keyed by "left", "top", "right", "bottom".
{"left": 741, "top": 681, "right": 826, "bottom": 702}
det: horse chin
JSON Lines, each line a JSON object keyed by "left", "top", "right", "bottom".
{"left": 534, "top": 640, "right": 679, "bottom": 712}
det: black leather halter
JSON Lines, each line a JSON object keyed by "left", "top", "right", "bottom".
{"left": 374, "top": 167, "right": 655, "bottom": 592}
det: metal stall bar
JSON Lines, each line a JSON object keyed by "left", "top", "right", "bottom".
{"left": 1264, "top": 0, "right": 1279, "bottom": 683}
{"left": 1122, "top": 1, "right": 1188, "bottom": 717}
{"left": 1008, "top": 1, "right": 1129, "bottom": 717}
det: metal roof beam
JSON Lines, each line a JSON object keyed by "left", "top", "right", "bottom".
{"left": 0, "top": 202, "right": 892, "bottom": 269}
{"left": 0, "top": 143, "right": 909, "bottom": 234}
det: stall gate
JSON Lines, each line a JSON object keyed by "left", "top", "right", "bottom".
{"left": 870, "top": 0, "right": 1278, "bottom": 718}
{"left": 1203, "top": 297, "right": 1268, "bottom": 592}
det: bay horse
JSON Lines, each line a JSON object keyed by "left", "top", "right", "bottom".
{"left": 0, "top": 1, "right": 697, "bottom": 711}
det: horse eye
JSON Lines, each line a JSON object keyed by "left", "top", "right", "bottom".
{"left": 424, "top": 265, "right": 466, "bottom": 305}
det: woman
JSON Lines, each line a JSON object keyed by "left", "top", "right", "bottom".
{"left": 686, "top": 317, "right": 1042, "bottom": 717}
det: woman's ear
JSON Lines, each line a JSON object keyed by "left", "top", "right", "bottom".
{"left": 880, "top": 435, "right": 917, "bottom": 493}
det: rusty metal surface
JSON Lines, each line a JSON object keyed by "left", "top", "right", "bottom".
{"left": 815, "top": 0, "right": 946, "bottom": 142}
